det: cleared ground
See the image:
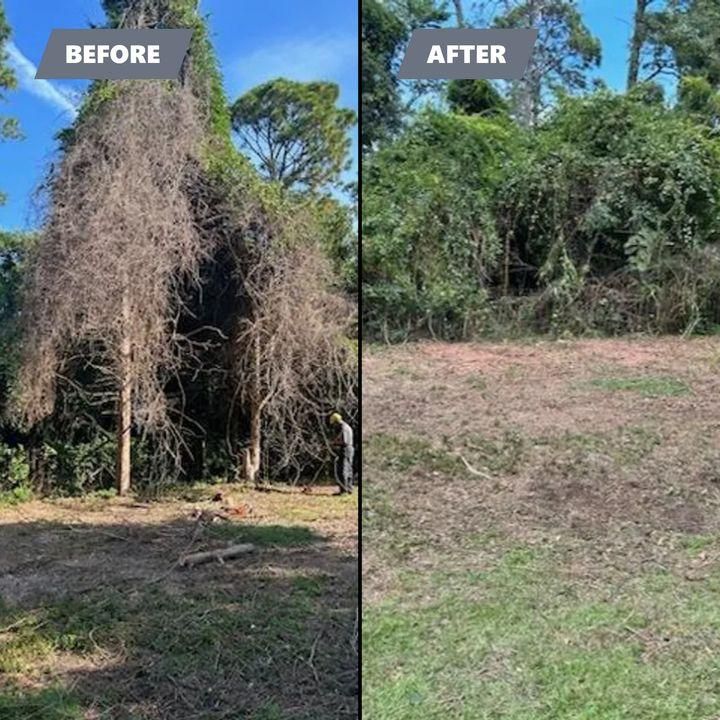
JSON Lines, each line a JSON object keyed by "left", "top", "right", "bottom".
{"left": 0, "top": 485, "right": 357, "bottom": 719}
{"left": 363, "top": 337, "right": 720, "bottom": 719}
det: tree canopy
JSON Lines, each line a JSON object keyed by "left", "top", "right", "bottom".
{"left": 230, "top": 78, "right": 356, "bottom": 193}
{"left": 0, "top": 1, "right": 19, "bottom": 205}
{"left": 4, "top": 0, "right": 356, "bottom": 497}
{"left": 447, "top": 79, "right": 508, "bottom": 116}
{"left": 361, "top": 0, "right": 408, "bottom": 151}
{"left": 496, "top": 0, "right": 601, "bottom": 124}
{"left": 362, "top": 0, "right": 720, "bottom": 340}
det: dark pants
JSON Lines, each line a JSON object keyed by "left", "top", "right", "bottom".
{"left": 334, "top": 448, "right": 354, "bottom": 493}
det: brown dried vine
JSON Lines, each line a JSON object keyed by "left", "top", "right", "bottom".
{"left": 230, "top": 208, "right": 357, "bottom": 486}
{"left": 15, "top": 78, "right": 208, "bottom": 491}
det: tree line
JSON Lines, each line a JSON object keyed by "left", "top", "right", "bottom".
{"left": 362, "top": 0, "right": 720, "bottom": 340}
{"left": 0, "top": 0, "right": 357, "bottom": 497}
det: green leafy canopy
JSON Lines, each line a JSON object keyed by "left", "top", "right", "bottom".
{"left": 230, "top": 78, "right": 356, "bottom": 193}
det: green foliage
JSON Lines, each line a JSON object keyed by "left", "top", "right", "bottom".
{"left": 0, "top": 232, "right": 31, "bottom": 418}
{"left": 362, "top": 110, "right": 513, "bottom": 338}
{"left": 0, "top": 443, "right": 28, "bottom": 484}
{"left": 628, "top": 80, "right": 666, "bottom": 106}
{"left": 0, "top": 1, "right": 19, "bottom": 204}
{"left": 678, "top": 75, "right": 720, "bottom": 125}
{"left": 0, "top": 1, "right": 16, "bottom": 103}
{"left": 0, "top": 442, "right": 30, "bottom": 502}
{"left": 447, "top": 79, "right": 508, "bottom": 116}
{"left": 361, "top": 0, "right": 448, "bottom": 150}
{"left": 0, "top": 484, "right": 32, "bottom": 506}
{"left": 499, "top": 90, "right": 720, "bottom": 334}
{"left": 496, "top": 0, "right": 601, "bottom": 124}
{"left": 363, "top": 85, "right": 720, "bottom": 338}
{"left": 310, "top": 195, "right": 357, "bottom": 293}
{"left": 41, "top": 438, "right": 116, "bottom": 495}
{"left": 230, "top": 78, "right": 356, "bottom": 192}
{"left": 70, "top": 0, "right": 237, "bottom": 165}
{"left": 646, "top": 0, "right": 720, "bottom": 87}
{"left": 362, "top": 0, "right": 406, "bottom": 151}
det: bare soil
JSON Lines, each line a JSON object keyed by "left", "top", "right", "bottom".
{"left": 363, "top": 337, "right": 720, "bottom": 600}
{"left": 0, "top": 484, "right": 358, "bottom": 719}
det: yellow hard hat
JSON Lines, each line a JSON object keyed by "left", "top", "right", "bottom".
{"left": 330, "top": 412, "right": 342, "bottom": 424}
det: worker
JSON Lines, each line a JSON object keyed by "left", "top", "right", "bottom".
{"left": 330, "top": 412, "right": 354, "bottom": 494}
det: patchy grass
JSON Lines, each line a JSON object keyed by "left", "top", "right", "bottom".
{"left": 0, "top": 687, "right": 81, "bottom": 720}
{"left": 680, "top": 534, "right": 716, "bottom": 557}
{"left": 458, "top": 431, "right": 527, "bottom": 474}
{"left": 465, "top": 375, "right": 488, "bottom": 391}
{"left": 364, "top": 338, "right": 720, "bottom": 718}
{"left": 0, "top": 486, "right": 357, "bottom": 719}
{"left": 207, "top": 522, "right": 321, "bottom": 546}
{"left": 540, "top": 426, "right": 662, "bottom": 466}
{"left": 390, "top": 365, "right": 426, "bottom": 380}
{"left": 364, "top": 433, "right": 461, "bottom": 475}
{"left": 364, "top": 543, "right": 720, "bottom": 719}
{"left": 588, "top": 375, "right": 690, "bottom": 398}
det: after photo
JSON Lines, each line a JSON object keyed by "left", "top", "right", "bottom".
{"left": 362, "top": 0, "right": 720, "bottom": 718}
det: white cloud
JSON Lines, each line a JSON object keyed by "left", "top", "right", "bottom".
{"left": 6, "top": 41, "right": 80, "bottom": 118}
{"left": 231, "top": 34, "right": 356, "bottom": 98}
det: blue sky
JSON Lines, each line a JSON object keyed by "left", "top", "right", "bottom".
{"left": 0, "top": 0, "right": 358, "bottom": 230}
{"left": 578, "top": 0, "right": 634, "bottom": 91}
{"left": 0, "top": 1, "right": 654, "bottom": 231}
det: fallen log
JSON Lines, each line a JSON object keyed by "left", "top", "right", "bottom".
{"left": 179, "top": 543, "right": 255, "bottom": 568}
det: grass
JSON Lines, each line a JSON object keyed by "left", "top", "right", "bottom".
{"left": 458, "top": 431, "right": 526, "bottom": 474}
{"left": 588, "top": 375, "right": 690, "bottom": 398}
{"left": 465, "top": 375, "right": 488, "bottom": 391}
{"left": 680, "top": 534, "right": 716, "bottom": 557}
{"left": 1, "top": 579, "right": 339, "bottom": 717}
{"left": 364, "top": 433, "right": 462, "bottom": 475}
{"left": 541, "top": 426, "right": 662, "bottom": 466}
{"left": 391, "top": 366, "right": 426, "bottom": 381}
{"left": 207, "top": 522, "right": 321, "bottom": 546}
{"left": 0, "top": 487, "right": 357, "bottom": 719}
{"left": 363, "top": 542, "right": 720, "bottom": 720}
{"left": 363, "top": 338, "right": 720, "bottom": 719}
{"left": 0, "top": 688, "right": 81, "bottom": 720}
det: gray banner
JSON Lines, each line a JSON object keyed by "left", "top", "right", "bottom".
{"left": 36, "top": 29, "right": 192, "bottom": 80}
{"left": 398, "top": 28, "right": 537, "bottom": 80}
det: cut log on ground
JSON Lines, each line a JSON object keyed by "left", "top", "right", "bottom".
{"left": 180, "top": 543, "right": 255, "bottom": 568}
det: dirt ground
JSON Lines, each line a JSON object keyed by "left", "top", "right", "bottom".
{"left": 364, "top": 336, "right": 720, "bottom": 596}
{"left": 0, "top": 485, "right": 358, "bottom": 720}
{"left": 362, "top": 337, "right": 720, "bottom": 718}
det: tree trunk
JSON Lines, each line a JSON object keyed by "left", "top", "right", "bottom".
{"left": 627, "top": 0, "right": 649, "bottom": 89}
{"left": 243, "top": 332, "right": 264, "bottom": 487}
{"left": 503, "top": 231, "right": 511, "bottom": 296}
{"left": 116, "top": 290, "right": 132, "bottom": 496}
{"left": 243, "top": 400, "right": 261, "bottom": 486}
{"left": 116, "top": 358, "right": 132, "bottom": 495}
{"left": 516, "top": 0, "right": 541, "bottom": 127}
{"left": 453, "top": 0, "right": 465, "bottom": 27}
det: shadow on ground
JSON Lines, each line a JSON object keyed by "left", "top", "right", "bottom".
{"left": 0, "top": 513, "right": 358, "bottom": 720}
